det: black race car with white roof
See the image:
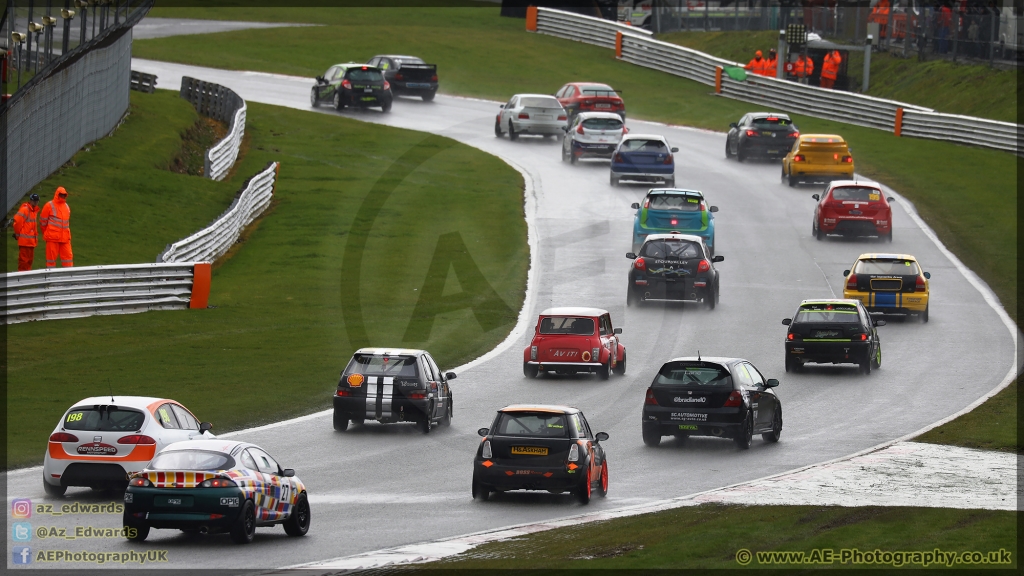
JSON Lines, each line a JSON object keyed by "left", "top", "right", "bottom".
{"left": 473, "top": 404, "right": 609, "bottom": 504}
{"left": 725, "top": 112, "right": 799, "bottom": 161}
{"left": 642, "top": 356, "right": 782, "bottom": 450}
{"left": 334, "top": 348, "right": 455, "bottom": 433}
{"left": 626, "top": 233, "right": 723, "bottom": 308}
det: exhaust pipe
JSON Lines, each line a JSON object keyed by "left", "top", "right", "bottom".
{"left": 690, "top": 292, "right": 697, "bottom": 299}
{"left": 199, "top": 527, "right": 209, "bottom": 535}
{"left": 710, "top": 427, "right": 724, "bottom": 437}
{"left": 644, "top": 292, "right": 651, "bottom": 299}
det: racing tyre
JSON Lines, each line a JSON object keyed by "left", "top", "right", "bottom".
{"left": 597, "top": 363, "right": 610, "bottom": 380}
{"left": 597, "top": 461, "right": 609, "bottom": 497}
{"left": 494, "top": 120, "right": 503, "bottom": 138}
{"left": 230, "top": 500, "right": 257, "bottom": 544}
{"left": 871, "top": 342, "right": 882, "bottom": 369}
{"left": 735, "top": 411, "right": 753, "bottom": 449}
{"left": 561, "top": 143, "right": 569, "bottom": 162}
{"left": 422, "top": 91, "right": 435, "bottom": 102}
{"left": 508, "top": 121, "right": 518, "bottom": 141}
{"left": 609, "top": 173, "right": 618, "bottom": 187}
{"left": 333, "top": 91, "right": 344, "bottom": 111}
{"left": 626, "top": 286, "right": 639, "bottom": 307}
{"left": 781, "top": 166, "right": 787, "bottom": 182}
{"left": 706, "top": 284, "right": 717, "bottom": 310}
{"left": 736, "top": 147, "right": 746, "bottom": 162}
{"left": 419, "top": 414, "right": 433, "bottom": 434}
{"left": 613, "top": 351, "right": 626, "bottom": 375}
{"left": 884, "top": 230, "right": 893, "bottom": 243}
{"left": 762, "top": 407, "right": 782, "bottom": 443}
{"left": 442, "top": 400, "right": 453, "bottom": 427}
{"left": 333, "top": 411, "right": 349, "bottom": 432}
{"left": 351, "top": 416, "right": 364, "bottom": 426}
{"left": 43, "top": 478, "right": 66, "bottom": 497}
{"left": 575, "top": 466, "right": 593, "bottom": 505}
{"left": 524, "top": 362, "right": 539, "bottom": 378}
{"left": 922, "top": 304, "right": 929, "bottom": 323}
{"left": 788, "top": 174, "right": 799, "bottom": 187}
{"left": 641, "top": 424, "right": 661, "bottom": 447}
{"left": 310, "top": 88, "right": 319, "bottom": 108}
{"left": 123, "top": 510, "right": 150, "bottom": 542}
{"left": 381, "top": 99, "right": 392, "bottom": 113}
{"left": 570, "top": 150, "right": 578, "bottom": 165}
{"left": 725, "top": 140, "right": 734, "bottom": 158}
{"left": 283, "top": 492, "right": 311, "bottom": 537}
{"left": 814, "top": 222, "right": 824, "bottom": 241}
{"left": 860, "top": 352, "right": 872, "bottom": 375}
{"left": 785, "top": 354, "right": 795, "bottom": 373}
{"left": 472, "top": 473, "right": 490, "bottom": 501}
{"left": 666, "top": 176, "right": 676, "bottom": 187}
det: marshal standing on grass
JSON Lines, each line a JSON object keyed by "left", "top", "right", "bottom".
{"left": 11, "top": 193, "right": 40, "bottom": 271}
{"left": 40, "top": 186, "right": 73, "bottom": 267}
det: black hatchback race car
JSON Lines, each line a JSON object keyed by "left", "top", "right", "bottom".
{"left": 311, "top": 63, "right": 393, "bottom": 112}
{"left": 367, "top": 54, "right": 438, "bottom": 101}
{"left": 626, "top": 233, "right": 723, "bottom": 308}
{"left": 725, "top": 112, "right": 799, "bottom": 161}
{"left": 473, "top": 405, "right": 609, "bottom": 504}
{"left": 782, "top": 299, "right": 885, "bottom": 374}
{"left": 642, "top": 357, "right": 782, "bottom": 449}
{"left": 333, "top": 348, "right": 455, "bottom": 433}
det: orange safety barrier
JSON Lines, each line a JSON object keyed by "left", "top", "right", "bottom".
{"left": 526, "top": 6, "right": 538, "bottom": 32}
{"left": 616, "top": 31, "right": 623, "bottom": 58}
{"left": 190, "top": 262, "right": 212, "bottom": 309}
{"left": 894, "top": 107, "right": 904, "bottom": 137}
{"left": 715, "top": 66, "right": 722, "bottom": 94}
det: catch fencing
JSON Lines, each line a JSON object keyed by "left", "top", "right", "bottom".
{"left": 179, "top": 76, "right": 247, "bottom": 181}
{"left": 532, "top": 7, "right": 1020, "bottom": 155}
{"left": 158, "top": 162, "right": 279, "bottom": 264}
{"left": 1, "top": 262, "right": 211, "bottom": 325}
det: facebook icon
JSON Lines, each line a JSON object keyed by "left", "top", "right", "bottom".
{"left": 12, "top": 546, "right": 32, "bottom": 565}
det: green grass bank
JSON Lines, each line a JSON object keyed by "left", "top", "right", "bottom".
{"left": 4, "top": 89, "right": 527, "bottom": 468}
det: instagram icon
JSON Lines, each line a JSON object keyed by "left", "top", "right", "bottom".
{"left": 11, "top": 498, "right": 32, "bottom": 519}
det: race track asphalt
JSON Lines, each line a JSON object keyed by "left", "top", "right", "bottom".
{"left": 5, "top": 57, "right": 1017, "bottom": 572}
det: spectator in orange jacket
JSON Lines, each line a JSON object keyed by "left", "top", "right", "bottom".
{"left": 791, "top": 53, "right": 814, "bottom": 84}
{"left": 744, "top": 50, "right": 769, "bottom": 76}
{"left": 765, "top": 48, "right": 778, "bottom": 77}
{"left": 12, "top": 193, "right": 40, "bottom": 271}
{"left": 40, "top": 186, "right": 73, "bottom": 268}
{"left": 819, "top": 50, "right": 841, "bottom": 89}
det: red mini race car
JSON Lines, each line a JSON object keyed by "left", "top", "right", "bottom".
{"left": 555, "top": 82, "right": 625, "bottom": 122}
{"left": 812, "top": 180, "right": 895, "bottom": 242}
{"left": 524, "top": 307, "right": 626, "bottom": 380}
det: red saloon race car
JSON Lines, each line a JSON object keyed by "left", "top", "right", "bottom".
{"left": 812, "top": 180, "right": 895, "bottom": 241}
{"left": 523, "top": 307, "right": 626, "bottom": 380}
{"left": 555, "top": 82, "right": 626, "bottom": 121}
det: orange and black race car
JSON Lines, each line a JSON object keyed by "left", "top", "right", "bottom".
{"left": 473, "top": 404, "right": 609, "bottom": 504}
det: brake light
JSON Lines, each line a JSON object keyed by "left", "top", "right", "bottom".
{"left": 577, "top": 124, "right": 585, "bottom": 134}
{"left": 614, "top": 153, "right": 624, "bottom": 163}
{"left": 49, "top": 432, "right": 78, "bottom": 443}
{"left": 644, "top": 388, "right": 658, "bottom": 405}
{"left": 383, "top": 81, "right": 390, "bottom": 90}
{"left": 766, "top": 116, "right": 778, "bottom": 121}
{"left": 788, "top": 131, "right": 800, "bottom": 137}
{"left": 859, "top": 334, "right": 868, "bottom": 341}
{"left": 117, "top": 435, "right": 156, "bottom": 445}
{"left": 336, "top": 389, "right": 351, "bottom": 396}
{"left": 723, "top": 391, "right": 743, "bottom": 407}
{"left": 129, "top": 477, "right": 152, "bottom": 487}
{"left": 361, "top": 66, "right": 367, "bottom": 70}
{"left": 745, "top": 129, "right": 757, "bottom": 137}
{"left": 407, "top": 392, "right": 427, "bottom": 399}
{"left": 199, "top": 478, "right": 237, "bottom": 488}
{"left": 846, "top": 274, "right": 857, "bottom": 290}
{"left": 916, "top": 275, "right": 926, "bottom": 292}
{"left": 670, "top": 219, "right": 678, "bottom": 226}
{"left": 431, "top": 74, "right": 438, "bottom": 82}
{"left": 518, "top": 113, "right": 529, "bottom": 119}
{"left": 787, "top": 333, "right": 795, "bottom": 340}
{"left": 643, "top": 198, "right": 650, "bottom": 209}
{"left": 557, "top": 114, "right": 567, "bottom": 121}
{"left": 834, "top": 153, "right": 839, "bottom": 160}
{"left": 341, "top": 79, "right": 352, "bottom": 90}
{"left": 634, "top": 257, "right": 646, "bottom": 271}
{"left": 623, "top": 126, "right": 629, "bottom": 134}
{"left": 395, "top": 73, "right": 403, "bottom": 80}
{"left": 697, "top": 259, "right": 711, "bottom": 273}
{"left": 530, "top": 345, "right": 538, "bottom": 360}
{"left": 698, "top": 202, "right": 705, "bottom": 210}
{"left": 568, "top": 443, "right": 580, "bottom": 461}
{"left": 481, "top": 440, "right": 492, "bottom": 459}
{"left": 663, "top": 154, "right": 673, "bottom": 165}
{"left": 793, "top": 154, "right": 804, "bottom": 162}
{"left": 842, "top": 155, "right": 853, "bottom": 163}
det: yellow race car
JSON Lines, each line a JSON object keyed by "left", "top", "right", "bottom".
{"left": 842, "top": 253, "right": 931, "bottom": 322}
{"left": 781, "top": 134, "right": 854, "bottom": 187}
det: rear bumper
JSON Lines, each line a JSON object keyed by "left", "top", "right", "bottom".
{"left": 845, "top": 291, "right": 928, "bottom": 313}
{"left": 630, "top": 277, "right": 712, "bottom": 301}
{"left": 527, "top": 361, "right": 602, "bottom": 374}
{"left": 393, "top": 81, "right": 437, "bottom": 93}
{"left": 333, "top": 395, "right": 431, "bottom": 422}
{"left": 124, "top": 487, "right": 245, "bottom": 531}
{"left": 786, "top": 341, "right": 870, "bottom": 364}
{"left": 611, "top": 169, "right": 674, "bottom": 182}
{"left": 510, "top": 120, "right": 566, "bottom": 134}
{"left": 571, "top": 140, "right": 617, "bottom": 158}
{"left": 474, "top": 459, "right": 583, "bottom": 491}
{"left": 791, "top": 167, "right": 855, "bottom": 178}
{"left": 740, "top": 140, "right": 792, "bottom": 157}
{"left": 340, "top": 89, "right": 392, "bottom": 106}
{"left": 642, "top": 406, "right": 745, "bottom": 437}
{"left": 54, "top": 462, "right": 131, "bottom": 488}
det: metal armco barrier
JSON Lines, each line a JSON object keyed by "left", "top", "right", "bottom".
{"left": 130, "top": 70, "right": 158, "bottom": 93}
{"left": 532, "top": 8, "right": 1020, "bottom": 155}
{"left": 158, "top": 162, "right": 279, "bottom": 264}
{"left": 179, "top": 76, "right": 247, "bottom": 181}
{"left": 1, "top": 262, "right": 211, "bottom": 325}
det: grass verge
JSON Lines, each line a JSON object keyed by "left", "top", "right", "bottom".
{"left": 5, "top": 89, "right": 527, "bottom": 469}
{"left": 656, "top": 29, "right": 1017, "bottom": 123}
{"left": 408, "top": 504, "right": 1016, "bottom": 569}
{"left": 132, "top": 6, "right": 1016, "bottom": 326}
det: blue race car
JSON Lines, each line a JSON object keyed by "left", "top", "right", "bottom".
{"left": 610, "top": 134, "right": 677, "bottom": 187}
{"left": 631, "top": 189, "right": 718, "bottom": 254}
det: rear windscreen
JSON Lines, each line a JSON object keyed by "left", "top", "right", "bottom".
{"left": 495, "top": 412, "right": 569, "bottom": 437}
{"left": 654, "top": 362, "right": 732, "bottom": 387}
{"left": 648, "top": 194, "right": 701, "bottom": 211}
{"left": 344, "top": 354, "right": 419, "bottom": 377}
{"left": 149, "top": 450, "right": 234, "bottom": 471}
{"left": 831, "top": 187, "right": 881, "bottom": 202}
{"left": 63, "top": 407, "right": 145, "bottom": 432}
{"left": 795, "top": 304, "right": 860, "bottom": 323}
{"left": 620, "top": 139, "right": 667, "bottom": 152}
{"left": 346, "top": 69, "right": 383, "bottom": 82}
{"left": 751, "top": 117, "right": 791, "bottom": 127}
{"left": 581, "top": 118, "right": 622, "bottom": 130}
{"left": 520, "top": 96, "right": 560, "bottom": 108}
{"left": 853, "top": 259, "right": 920, "bottom": 275}
{"left": 540, "top": 317, "right": 595, "bottom": 335}
{"left": 640, "top": 240, "right": 701, "bottom": 259}
{"left": 394, "top": 57, "right": 425, "bottom": 65}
